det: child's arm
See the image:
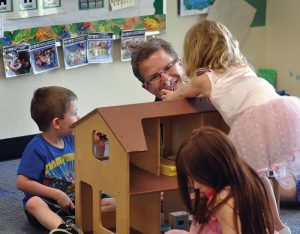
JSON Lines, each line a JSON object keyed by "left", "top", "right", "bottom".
{"left": 161, "top": 74, "right": 211, "bottom": 101}
{"left": 215, "top": 190, "right": 241, "bottom": 234}
{"left": 16, "top": 175, "right": 74, "bottom": 210}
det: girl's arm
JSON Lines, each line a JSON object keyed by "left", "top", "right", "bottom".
{"left": 161, "top": 74, "right": 211, "bottom": 101}
{"left": 215, "top": 190, "right": 241, "bottom": 234}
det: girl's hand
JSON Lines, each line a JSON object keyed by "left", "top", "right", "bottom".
{"left": 55, "top": 189, "right": 75, "bottom": 211}
{"left": 161, "top": 89, "right": 177, "bottom": 101}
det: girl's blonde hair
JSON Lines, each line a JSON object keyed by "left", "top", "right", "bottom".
{"left": 184, "top": 20, "right": 246, "bottom": 77}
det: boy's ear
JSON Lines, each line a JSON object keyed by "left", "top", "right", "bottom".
{"left": 51, "top": 117, "right": 60, "bottom": 130}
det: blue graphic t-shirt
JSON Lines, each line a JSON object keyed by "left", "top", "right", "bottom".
{"left": 17, "top": 134, "right": 75, "bottom": 207}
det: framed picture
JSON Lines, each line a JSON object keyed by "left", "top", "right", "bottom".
{"left": 30, "top": 39, "right": 60, "bottom": 74}
{"left": 63, "top": 35, "right": 88, "bottom": 69}
{"left": 87, "top": 32, "right": 113, "bottom": 63}
{"left": 3, "top": 44, "right": 33, "bottom": 78}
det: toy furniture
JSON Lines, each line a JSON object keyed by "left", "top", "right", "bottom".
{"left": 73, "top": 98, "right": 228, "bottom": 234}
{"left": 169, "top": 211, "right": 189, "bottom": 230}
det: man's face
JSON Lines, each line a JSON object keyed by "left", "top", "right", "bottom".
{"left": 139, "top": 49, "right": 185, "bottom": 100}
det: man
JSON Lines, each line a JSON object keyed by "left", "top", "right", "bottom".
{"left": 131, "top": 38, "right": 187, "bottom": 101}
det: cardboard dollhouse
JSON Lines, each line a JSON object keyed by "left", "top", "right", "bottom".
{"left": 73, "top": 98, "right": 228, "bottom": 234}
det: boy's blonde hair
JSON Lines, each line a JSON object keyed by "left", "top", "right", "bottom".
{"left": 183, "top": 20, "right": 246, "bottom": 77}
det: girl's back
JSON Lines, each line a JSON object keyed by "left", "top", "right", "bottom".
{"left": 206, "top": 64, "right": 279, "bottom": 126}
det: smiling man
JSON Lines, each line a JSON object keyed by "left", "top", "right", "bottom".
{"left": 131, "top": 38, "right": 188, "bottom": 101}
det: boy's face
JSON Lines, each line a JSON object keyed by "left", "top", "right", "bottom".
{"left": 58, "top": 100, "right": 79, "bottom": 136}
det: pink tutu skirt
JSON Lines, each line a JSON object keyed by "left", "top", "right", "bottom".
{"left": 229, "top": 96, "right": 300, "bottom": 188}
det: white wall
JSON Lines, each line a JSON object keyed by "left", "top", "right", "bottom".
{"left": 0, "top": 1, "right": 265, "bottom": 139}
{"left": 265, "top": 0, "right": 300, "bottom": 96}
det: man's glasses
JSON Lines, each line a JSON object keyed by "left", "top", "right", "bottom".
{"left": 144, "top": 58, "right": 179, "bottom": 85}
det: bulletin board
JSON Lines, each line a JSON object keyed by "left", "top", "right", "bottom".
{"left": 0, "top": 0, "right": 166, "bottom": 47}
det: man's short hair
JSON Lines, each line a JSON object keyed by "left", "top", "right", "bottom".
{"left": 31, "top": 86, "right": 77, "bottom": 131}
{"left": 131, "top": 38, "right": 178, "bottom": 83}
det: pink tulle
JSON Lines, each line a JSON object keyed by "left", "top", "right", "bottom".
{"left": 229, "top": 96, "right": 300, "bottom": 188}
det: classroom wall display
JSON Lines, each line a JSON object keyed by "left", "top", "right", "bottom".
{"left": 30, "top": 38, "right": 59, "bottom": 74}
{"left": 0, "top": 0, "right": 166, "bottom": 48}
{"left": 178, "top": 0, "right": 215, "bottom": 16}
{"left": 2, "top": 43, "right": 33, "bottom": 78}
{"left": 87, "top": 32, "right": 113, "bottom": 63}
{"left": 120, "top": 29, "right": 145, "bottom": 61}
{"left": 1, "top": 0, "right": 63, "bottom": 19}
{"left": 62, "top": 35, "right": 88, "bottom": 70}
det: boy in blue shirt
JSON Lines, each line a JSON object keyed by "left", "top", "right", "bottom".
{"left": 16, "top": 86, "right": 114, "bottom": 234}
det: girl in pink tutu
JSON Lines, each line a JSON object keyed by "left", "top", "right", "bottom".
{"left": 166, "top": 127, "right": 274, "bottom": 234}
{"left": 162, "top": 20, "right": 300, "bottom": 234}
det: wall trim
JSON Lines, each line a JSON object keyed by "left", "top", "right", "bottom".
{"left": 0, "top": 134, "right": 36, "bottom": 161}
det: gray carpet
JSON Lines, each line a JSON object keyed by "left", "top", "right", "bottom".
{"left": 0, "top": 159, "right": 299, "bottom": 234}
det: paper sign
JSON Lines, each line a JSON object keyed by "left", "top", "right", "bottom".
{"left": 109, "top": 0, "right": 135, "bottom": 11}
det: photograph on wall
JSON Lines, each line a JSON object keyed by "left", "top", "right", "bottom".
{"left": 30, "top": 39, "right": 60, "bottom": 74}
{"left": 121, "top": 29, "right": 145, "bottom": 62}
{"left": 63, "top": 35, "right": 88, "bottom": 69}
{"left": 3, "top": 44, "right": 33, "bottom": 78}
{"left": 87, "top": 32, "right": 113, "bottom": 63}
{"left": 178, "top": 0, "right": 215, "bottom": 16}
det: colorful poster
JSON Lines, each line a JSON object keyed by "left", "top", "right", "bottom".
{"left": 121, "top": 29, "right": 145, "bottom": 61}
{"left": 87, "top": 32, "right": 113, "bottom": 63}
{"left": 178, "top": 0, "right": 214, "bottom": 16}
{"left": 63, "top": 35, "right": 88, "bottom": 69}
{"left": 30, "top": 39, "right": 60, "bottom": 74}
{"left": 3, "top": 43, "right": 33, "bottom": 78}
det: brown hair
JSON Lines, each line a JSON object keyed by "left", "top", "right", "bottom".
{"left": 31, "top": 86, "right": 77, "bottom": 131}
{"left": 131, "top": 38, "right": 178, "bottom": 83}
{"left": 183, "top": 20, "right": 246, "bottom": 77}
{"left": 176, "top": 127, "right": 274, "bottom": 234}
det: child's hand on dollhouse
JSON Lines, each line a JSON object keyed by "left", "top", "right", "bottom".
{"left": 101, "top": 197, "right": 116, "bottom": 212}
{"left": 93, "top": 131, "right": 107, "bottom": 158}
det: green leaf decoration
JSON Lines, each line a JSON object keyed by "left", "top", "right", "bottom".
{"left": 52, "top": 25, "right": 64, "bottom": 35}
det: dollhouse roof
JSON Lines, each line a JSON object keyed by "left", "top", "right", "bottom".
{"left": 73, "top": 98, "right": 216, "bottom": 153}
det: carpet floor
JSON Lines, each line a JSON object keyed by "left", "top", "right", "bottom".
{"left": 1, "top": 159, "right": 299, "bottom": 234}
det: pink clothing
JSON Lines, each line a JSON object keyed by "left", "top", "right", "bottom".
{"left": 165, "top": 188, "right": 222, "bottom": 234}
{"left": 206, "top": 65, "right": 300, "bottom": 189}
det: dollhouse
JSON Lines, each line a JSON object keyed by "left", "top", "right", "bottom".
{"left": 73, "top": 98, "right": 228, "bottom": 234}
